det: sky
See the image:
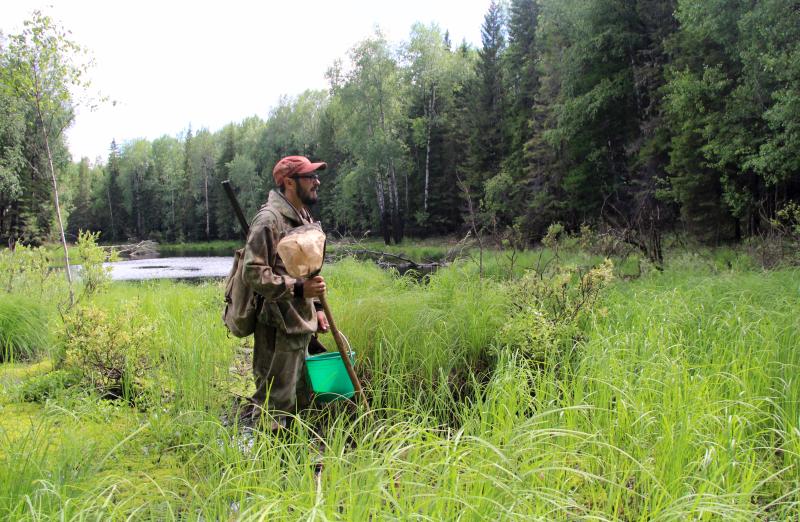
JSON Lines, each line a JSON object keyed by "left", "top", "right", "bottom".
{"left": 1, "top": 1, "right": 489, "bottom": 164}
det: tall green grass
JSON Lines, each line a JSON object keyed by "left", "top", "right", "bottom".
{"left": 90, "top": 280, "right": 239, "bottom": 411}
{"left": 1, "top": 257, "right": 798, "bottom": 519}
{"left": 0, "top": 295, "right": 50, "bottom": 362}
{"left": 521, "top": 268, "right": 800, "bottom": 518}
{"left": 327, "top": 258, "right": 505, "bottom": 415}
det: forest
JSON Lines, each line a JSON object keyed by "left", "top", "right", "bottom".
{"left": 2, "top": 0, "right": 797, "bottom": 256}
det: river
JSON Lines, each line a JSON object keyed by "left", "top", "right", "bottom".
{"left": 105, "top": 256, "right": 232, "bottom": 281}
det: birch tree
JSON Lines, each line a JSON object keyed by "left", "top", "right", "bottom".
{"left": 403, "top": 24, "right": 475, "bottom": 228}
{"left": 331, "top": 32, "right": 410, "bottom": 244}
{"left": 2, "top": 11, "right": 97, "bottom": 305}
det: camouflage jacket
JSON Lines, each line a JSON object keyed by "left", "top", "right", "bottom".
{"left": 242, "top": 189, "right": 319, "bottom": 335}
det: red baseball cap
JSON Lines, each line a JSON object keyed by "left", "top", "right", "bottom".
{"left": 272, "top": 156, "right": 327, "bottom": 186}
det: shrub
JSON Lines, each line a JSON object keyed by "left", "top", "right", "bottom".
{"left": 496, "top": 258, "right": 614, "bottom": 362}
{"left": 19, "top": 369, "right": 81, "bottom": 402}
{"left": 60, "top": 304, "right": 154, "bottom": 400}
{"left": 743, "top": 201, "right": 800, "bottom": 269}
{"left": 0, "top": 243, "right": 63, "bottom": 298}
{"left": 578, "top": 224, "right": 623, "bottom": 257}
{"left": 0, "top": 295, "right": 50, "bottom": 362}
{"left": 74, "top": 230, "right": 118, "bottom": 299}
{"left": 494, "top": 307, "right": 562, "bottom": 361}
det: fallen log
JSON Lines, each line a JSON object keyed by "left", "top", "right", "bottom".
{"left": 104, "top": 240, "right": 158, "bottom": 258}
{"left": 326, "top": 247, "right": 445, "bottom": 277}
{"left": 376, "top": 260, "right": 444, "bottom": 277}
{"left": 344, "top": 248, "right": 418, "bottom": 265}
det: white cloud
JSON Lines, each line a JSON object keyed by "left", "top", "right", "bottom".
{"left": 2, "top": 0, "right": 487, "bottom": 162}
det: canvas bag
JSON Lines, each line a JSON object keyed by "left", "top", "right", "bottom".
{"left": 222, "top": 247, "right": 261, "bottom": 337}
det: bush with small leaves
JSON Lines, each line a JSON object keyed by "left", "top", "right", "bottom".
{"left": 745, "top": 201, "right": 800, "bottom": 269}
{"left": 75, "top": 230, "right": 118, "bottom": 298}
{"left": 496, "top": 257, "right": 614, "bottom": 362}
{"left": 495, "top": 307, "right": 563, "bottom": 362}
{"left": 578, "top": 224, "right": 636, "bottom": 258}
{"left": 60, "top": 304, "right": 154, "bottom": 400}
{"left": 0, "top": 244, "right": 64, "bottom": 298}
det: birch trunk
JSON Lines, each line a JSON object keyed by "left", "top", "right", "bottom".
{"left": 134, "top": 169, "right": 143, "bottom": 237}
{"left": 423, "top": 84, "right": 436, "bottom": 212}
{"left": 106, "top": 184, "right": 116, "bottom": 242}
{"left": 388, "top": 161, "right": 403, "bottom": 243}
{"left": 376, "top": 82, "right": 403, "bottom": 243}
{"left": 376, "top": 167, "right": 390, "bottom": 244}
{"left": 41, "top": 119, "right": 74, "bottom": 306}
{"left": 375, "top": 167, "right": 386, "bottom": 216}
{"left": 204, "top": 165, "right": 210, "bottom": 240}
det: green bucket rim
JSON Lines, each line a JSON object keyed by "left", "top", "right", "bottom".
{"left": 305, "top": 350, "right": 356, "bottom": 403}
{"left": 305, "top": 351, "right": 355, "bottom": 363}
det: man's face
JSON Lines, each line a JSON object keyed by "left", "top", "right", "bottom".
{"left": 292, "top": 173, "right": 320, "bottom": 206}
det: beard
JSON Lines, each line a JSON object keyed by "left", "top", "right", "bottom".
{"left": 297, "top": 182, "right": 318, "bottom": 206}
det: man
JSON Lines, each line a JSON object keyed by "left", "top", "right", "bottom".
{"left": 241, "top": 155, "right": 329, "bottom": 425}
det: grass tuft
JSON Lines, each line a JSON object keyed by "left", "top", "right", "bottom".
{"left": 0, "top": 295, "right": 50, "bottom": 362}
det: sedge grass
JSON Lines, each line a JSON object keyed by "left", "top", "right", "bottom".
{"left": 89, "top": 280, "right": 240, "bottom": 411}
{"left": 0, "top": 256, "right": 798, "bottom": 519}
{"left": 0, "top": 295, "right": 50, "bottom": 362}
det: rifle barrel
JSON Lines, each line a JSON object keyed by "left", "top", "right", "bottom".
{"left": 221, "top": 180, "right": 250, "bottom": 238}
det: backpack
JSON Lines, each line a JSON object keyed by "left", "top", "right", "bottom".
{"left": 222, "top": 247, "right": 261, "bottom": 337}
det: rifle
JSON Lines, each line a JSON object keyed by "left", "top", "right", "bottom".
{"left": 221, "top": 180, "right": 249, "bottom": 239}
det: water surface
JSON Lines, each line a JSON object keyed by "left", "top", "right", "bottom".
{"left": 106, "top": 257, "right": 232, "bottom": 281}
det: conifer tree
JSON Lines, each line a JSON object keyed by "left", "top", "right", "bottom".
{"left": 66, "top": 157, "right": 92, "bottom": 237}
{"left": 177, "top": 127, "right": 194, "bottom": 241}
{"left": 215, "top": 125, "right": 237, "bottom": 239}
{"left": 504, "top": 0, "right": 540, "bottom": 179}
{"left": 100, "top": 140, "right": 127, "bottom": 242}
{"left": 469, "top": 0, "right": 508, "bottom": 191}
{"left": 0, "top": 87, "right": 26, "bottom": 242}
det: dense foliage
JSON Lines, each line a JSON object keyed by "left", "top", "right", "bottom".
{"left": 1, "top": 1, "right": 798, "bottom": 251}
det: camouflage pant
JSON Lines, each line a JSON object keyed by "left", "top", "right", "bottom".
{"left": 252, "top": 322, "right": 312, "bottom": 414}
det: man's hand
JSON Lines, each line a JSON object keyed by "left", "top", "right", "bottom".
{"left": 302, "top": 275, "right": 326, "bottom": 298}
{"left": 316, "top": 310, "right": 329, "bottom": 333}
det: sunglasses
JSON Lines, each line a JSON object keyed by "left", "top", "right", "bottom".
{"left": 291, "top": 174, "right": 320, "bottom": 181}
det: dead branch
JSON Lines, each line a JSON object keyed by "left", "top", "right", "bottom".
{"left": 104, "top": 240, "right": 158, "bottom": 258}
{"left": 345, "top": 249, "right": 418, "bottom": 266}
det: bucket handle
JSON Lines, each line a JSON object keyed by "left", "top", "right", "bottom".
{"left": 312, "top": 331, "right": 353, "bottom": 357}
{"left": 338, "top": 331, "right": 352, "bottom": 356}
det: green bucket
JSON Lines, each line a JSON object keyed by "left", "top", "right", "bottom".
{"left": 305, "top": 351, "right": 356, "bottom": 403}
